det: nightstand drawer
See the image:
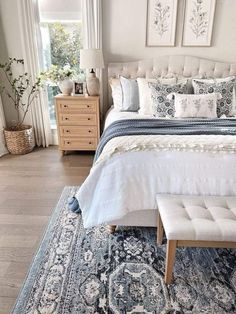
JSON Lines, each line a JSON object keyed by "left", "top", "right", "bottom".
{"left": 61, "top": 138, "right": 97, "bottom": 150}
{"left": 59, "top": 113, "right": 97, "bottom": 126}
{"left": 58, "top": 101, "right": 96, "bottom": 113}
{"left": 59, "top": 126, "right": 97, "bottom": 137}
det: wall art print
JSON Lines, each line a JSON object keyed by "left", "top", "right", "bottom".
{"left": 182, "top": 0, "right": 216, "bottom": 46}
{"left": 146, "top": 0, "right": 178, "bottom": 46}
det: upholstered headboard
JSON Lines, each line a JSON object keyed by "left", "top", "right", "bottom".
{"left": 108, "top": 55, "right": 236, "bottom": 79}
{"left": 107, "top": 55, "right": 236, "bottom": 106}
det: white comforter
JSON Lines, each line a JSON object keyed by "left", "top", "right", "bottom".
{"left": 77, "top": 109, "right": 236, "bottom": 228}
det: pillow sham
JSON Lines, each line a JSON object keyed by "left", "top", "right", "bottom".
{"left": 149, "top": 82, "right": 189, "bottom": 117}
{"left": 138, "top": 77, "right": 177, "bottom": 115}
{"left": 120, "top": 76, "right": 139, "bottom": 111}
{"left": 168, "top": 93, "right": 221, "bottom": 118}
{"left": 192, "top": 76, "right": 236, "bottom": 115}
{"left": 109, "top": 78, "right": 122, "bottom": 111}
{"left": 192, "top": 78, "right": 235, "bottom": 117}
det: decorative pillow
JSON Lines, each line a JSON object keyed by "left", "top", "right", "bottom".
{"left": 192, "top": 76, "right": 236, "bottom": 115}
{"left": 168, "top": 93, "right": 221, "bottom": 118}
{"left": 149, "top": 82, "right": 189, "bottom": 117}
{"left": 138, "top": 77, "right": 177, "bottom": 115}
{"left": 192, "top": 78, "right": 235, "bottom": 117}
{"left": 120, "top": 76, "right": 139, "bottom": 111}
{"left": 109, "top": 78, "right": 122, "bottom": 111}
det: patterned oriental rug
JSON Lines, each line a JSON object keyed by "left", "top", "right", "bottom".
{"left": 13, "top": 187, "right": 236, "bottom": 314}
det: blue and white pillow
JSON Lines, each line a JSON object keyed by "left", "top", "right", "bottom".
{"left": 192, "top": 78, "right": 235, "bottom": 117}
{"left": 148, "top": 82, "right": 189, "bottom": 117}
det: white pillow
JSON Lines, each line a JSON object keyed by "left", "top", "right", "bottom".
{"left": 138, "top": 77, "right": 176, "bottom": 115}
{"left": 193, "top": 76, "right": 236, "bottom": 115}
{"left": 168, "top": 93, "right": 221, "bottom": 118}
{"left": 109, "top": 78, "right": 122, "bottom": 111}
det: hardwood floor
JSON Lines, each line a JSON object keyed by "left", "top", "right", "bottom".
{"left": 0, "top": 147, "right": 94, "bottom": 314}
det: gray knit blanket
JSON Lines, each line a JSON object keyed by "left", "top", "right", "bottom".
{"left": 94, "top": 118, "right": 236, "bottom": 162}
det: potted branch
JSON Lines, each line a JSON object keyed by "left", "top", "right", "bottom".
{"left": 40, "top": 65, "right": 74, "bottom": 95}
{"left": 0, "top": 58, "right": 41, "bottom": 154}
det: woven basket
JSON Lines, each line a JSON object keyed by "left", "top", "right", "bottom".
{"left": 4, "top": 125, "right": 35, "bottom": 155}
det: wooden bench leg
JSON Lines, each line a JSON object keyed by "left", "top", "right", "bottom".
{"left": 165, "top": 240, "right": 177, "bottom": 284}
{"left": 107, "top": 225, "right": 116, "bottom": 234}
{"left": 157, "top": 212, "right": 164, "bottom": 245}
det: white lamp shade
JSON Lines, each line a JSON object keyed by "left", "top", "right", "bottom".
{"left": 80, "top": 49, "right": 104, "bottom": 69}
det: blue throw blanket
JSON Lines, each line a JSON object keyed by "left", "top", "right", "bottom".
{"left": 94, "top": 118, "right": 236, "bottom": 162}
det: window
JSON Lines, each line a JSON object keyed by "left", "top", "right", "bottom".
{"left": 38, "top": 0, "right": 82, "bottom": 128}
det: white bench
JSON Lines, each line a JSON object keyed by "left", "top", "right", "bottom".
{"left": 156, "top": 194, "right": 236, "bottom": 284}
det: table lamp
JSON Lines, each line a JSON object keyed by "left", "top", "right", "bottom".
{"left": 80, "top": 49, "right": 104, "bottom": 96}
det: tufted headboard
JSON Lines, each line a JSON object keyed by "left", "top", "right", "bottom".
{"left": 107, "top": 55, "right": 236, "bottom": 106}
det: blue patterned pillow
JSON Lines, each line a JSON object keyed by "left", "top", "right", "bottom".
{"left": 192, "top": 78, "right": 235, "bottom": 117}
{"left": 149, "top": 82, "right": 189, "bottom": 117}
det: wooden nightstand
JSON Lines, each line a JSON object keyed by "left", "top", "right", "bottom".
{"left": 55, "top": 95, "right": 100, "bottom": 154}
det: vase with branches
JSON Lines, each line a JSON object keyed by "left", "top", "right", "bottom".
{"left": 0, "top": 58, "right": 42, "bottom": 130}
{"left": 0, "top": 58, "right": 42, "bottom": 154}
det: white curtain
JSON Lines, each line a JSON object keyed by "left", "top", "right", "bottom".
{"left": 82, "top": 0, "right": 104, "bottom": 115}
{"left": 0, "top": 96, "right": 8, "bottom": 156}
{"left": 17, "top": 0, "right": 52, "bottom": 147}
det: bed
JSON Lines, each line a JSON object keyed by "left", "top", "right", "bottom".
{"left": 76, "top": 55, "right": 236, "bottom": 229}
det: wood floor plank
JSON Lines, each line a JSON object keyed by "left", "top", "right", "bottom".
{"left": 0, "top": 235, "right": 38, "bottom": 248}
{"left": 0, "top": 146, "right": 93, "bottom": 313}
{"left": 0, "top": 296, "right": 16, "bottom": 314}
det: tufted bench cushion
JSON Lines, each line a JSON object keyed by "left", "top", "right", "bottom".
{"left": 156, "top": 194, "right": 236, "bottom": 284}
{"left": 156, "top": 195, "right": 236, "bottom": 242}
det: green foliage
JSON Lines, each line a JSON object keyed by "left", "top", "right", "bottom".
{"left": 0, "top": 58, "right": 42, "bottom": 129}
{"left": 40, "top": 65, "right": 74, "bottom": 84}
{"left": 48, "top": 22, "right": 82, "bottom": 75}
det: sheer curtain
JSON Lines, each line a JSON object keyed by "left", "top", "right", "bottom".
{"left": 17, "top": 0, "right": 52, "bottom": 147}
{"left": 82, "top": 0, "right": 104, "bottom": 115}
{"left": 0, "top": 96, "right": 8, "bottom": 156}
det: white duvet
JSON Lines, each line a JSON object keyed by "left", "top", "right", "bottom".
{"left": 77, "top": 109, "right": 236, "bottom": 228}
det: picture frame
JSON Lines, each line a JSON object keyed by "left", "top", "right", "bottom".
{"left": 73, "top": 81, "right": 85, "bottom": 96}
{"left": 146, "top": 0, "right": 178, "bottom": 47}
{"left": 182, "top": 0, "right": 216, "bottom": 47}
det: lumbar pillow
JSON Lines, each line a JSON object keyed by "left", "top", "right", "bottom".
{"left": 149, "top": 82, "right": 189, "bottom": 117}
{"left": 138, "top": 77, "right": 176, "bottom": 115}
{"left": 120, "top": 76, "right": 139, "bottom": 111}
{"left": 168, "top": 93, "right": 221, "bottom": 118}
{"left": 109, "top": 78, "right": 122, "bottom": 111}
{"left": 192, "top": 78, "right": 235, "bottom": 117}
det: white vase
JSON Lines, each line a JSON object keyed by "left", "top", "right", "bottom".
{"left": 58, "top": 79, "right": 73, "bottom": 95}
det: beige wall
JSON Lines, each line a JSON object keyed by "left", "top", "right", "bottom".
{"left": 103, "top": 0, "right": 236, "bottom": 64}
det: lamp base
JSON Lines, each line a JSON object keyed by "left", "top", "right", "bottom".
{"left": 86, "top": 72, "right": 100, "bottom": 96}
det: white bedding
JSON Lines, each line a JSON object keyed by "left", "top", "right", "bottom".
{"left": 104, "top": 107, "right": 153, "bottom": 129}
{"left": 78, "top": 109, "right": 236, "bottom": 228}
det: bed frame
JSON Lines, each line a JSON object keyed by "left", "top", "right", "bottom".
{"left": 106, "top": 55, "right": 236, "bottom": 229}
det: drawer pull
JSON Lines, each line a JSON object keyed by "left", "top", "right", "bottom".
{"left": 88, "top": 118, "right": 91, "bottom": 121}
{"left": 87, "top": 105, "right": 90, "bottom": 108}
{"left": 88, "top": 130, "right": 91, "bottom": 133}
{"left": 65, "top": 117, "right": 69, "bottom": 120}
{"left": 66, "top": 130, "right": 70, "bottom": 133}
{"left": 67, "top": 141, "right": 70, "bottom": 144}
{"left": 89, "top": 141, "right": 92, "bottom": 144}
{"left": 63, "top": 105, "right": 68, "bottom": 108}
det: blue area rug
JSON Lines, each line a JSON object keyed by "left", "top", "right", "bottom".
{"left": 13, "top": 187, "right": 236, "bottom": 313}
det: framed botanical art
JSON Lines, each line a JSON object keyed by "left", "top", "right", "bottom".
{"left": 182, "top": 0, "right": 216, "bottom": 46}
{"left": 146, "top": 0, "right": 178, "bottom": 46}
